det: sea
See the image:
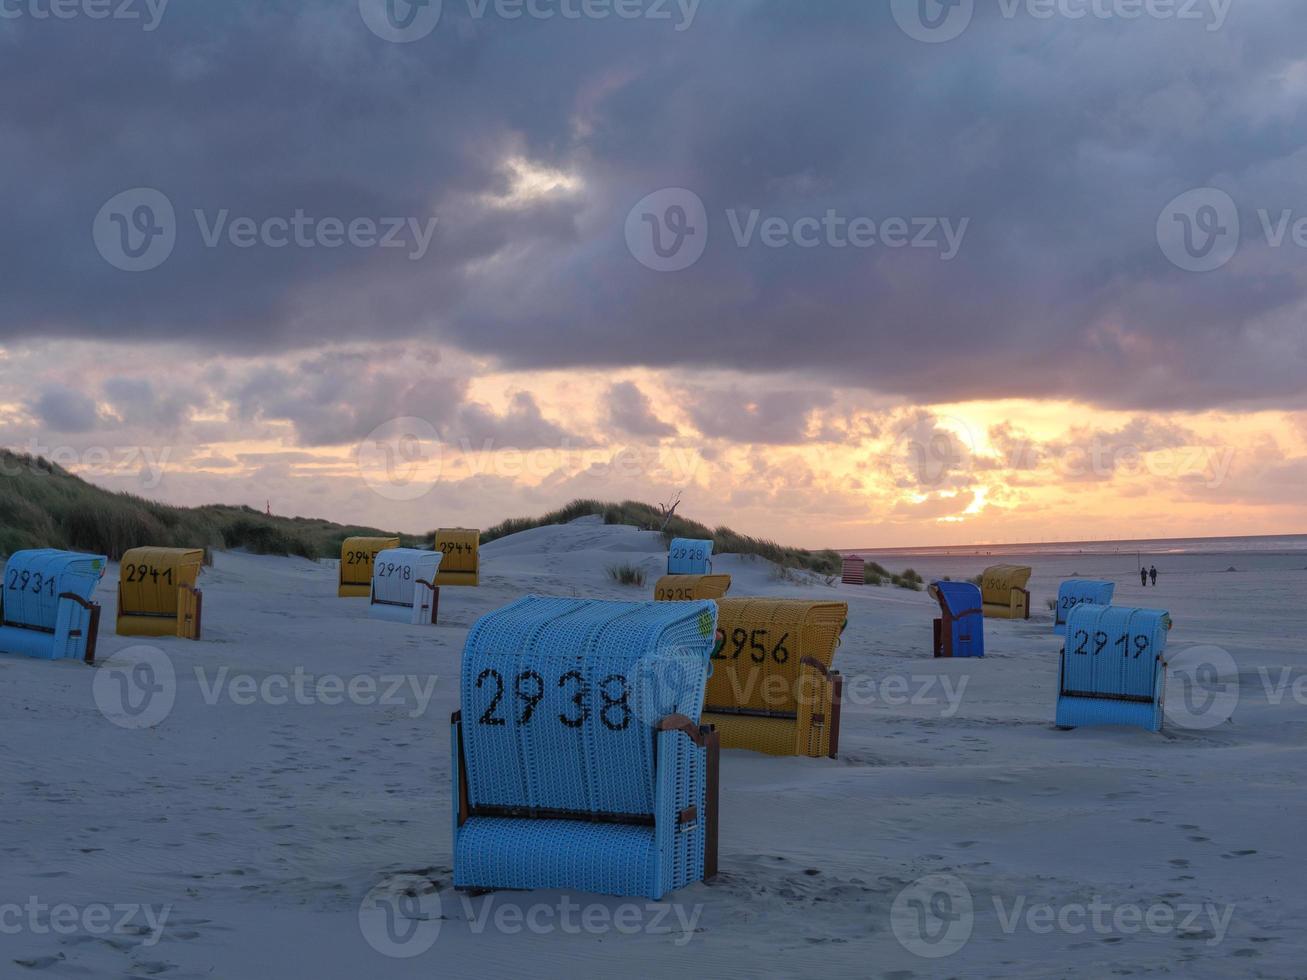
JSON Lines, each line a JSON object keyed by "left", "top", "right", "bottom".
{"left": 841, "top": 534, "right": 1307, "bottom": 559}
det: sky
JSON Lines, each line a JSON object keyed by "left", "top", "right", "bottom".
{"left": 1, "top": 0, "right": 1305, "bottom": 549}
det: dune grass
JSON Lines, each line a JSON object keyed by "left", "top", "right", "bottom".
{"left": 483, "top": 499, "right": 846, "bottom": 576}
{"left": 605, "top": 563, "right": 647, "bottom": 587}
{"left": 0, "top": 451, "right": 421, "bottom": 561}
{"left": 1, "top": 457, "right": 922, "bottom": 589}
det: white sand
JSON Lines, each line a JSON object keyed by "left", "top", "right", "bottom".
{"left": 3, "top": 517, "right": 1304, "bottom": 978}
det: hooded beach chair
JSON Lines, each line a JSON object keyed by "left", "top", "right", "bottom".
{"left": 653, "top": 574, "right": 732, "bottom": 602}
{"left": 841, "top": 555, "right": 866, "bottom": 585}
{"left": 339, "top": 536, "right": 400, "bottom": 598}
{"left": 980, "top": 564, "right": 1033, "bottom": 619}
{"left": 116, "top": 547, "right": 205, "bottom": 639}
{"left": 702, "top": 598, "right": 847, "bottom": 758}
{"left": 433, "top": 529, "right": 480, "bottom": 587}
{"left": 1054, "top": 579, "right": 1115, "bottom": 636}
{"left": 0, "top": 549, "right": 106, "bottom": 663}
{"left": 452, "top": 596, "right": 720, "bottom": 900}
{"left": 1055, "top": 604, "right": 1172, "bottom": 732}
{"left": 667, "top": 538, "right": 713, "bottom": 575}
{"left": 656, "top": 538, "right": 728, "bottom": 601}
{"left": 929, "top": 581, "right": 984, "bottom": 658}
{"left": 369, "top": 548, "right": 442, "bottom": 625}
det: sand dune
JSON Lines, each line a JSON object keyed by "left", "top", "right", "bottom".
{"left": 3, "top": 516, "right": 1304, "bottom": 978}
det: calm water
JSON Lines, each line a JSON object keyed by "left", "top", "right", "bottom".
{"left": 842, "top": 534, "right": 1307, "bottom": 559}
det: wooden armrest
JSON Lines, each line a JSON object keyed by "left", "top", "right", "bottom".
{"left": 657, "top": 714, "right": 711, "bottom": 746}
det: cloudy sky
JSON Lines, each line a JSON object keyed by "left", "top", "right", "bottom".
{"left": 2, "top": 0, "right": 1305, "bottom": 547}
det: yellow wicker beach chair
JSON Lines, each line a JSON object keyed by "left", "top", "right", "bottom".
{"left": 433, "top": 529, "right": 480, "bottom": 586}
{"left": 116, "top": 547, "right": 205, "bottom": 639}
{"left": 339, "top": 536, "right": 400, "bottom": 597}
{"left": 980, "top": 564, "right": 1032, "bottom": 619}
{"left": 703, "top": 598, "right": 847, "bottom": 758}
{"left": 653, "top": 574, "right": 732, "bottom": 602}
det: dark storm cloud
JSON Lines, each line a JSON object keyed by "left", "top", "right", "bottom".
{"left": 683, "top": 386, "right": 833, "bottom": 445}
{"left": 227, "top": 349, "right": 469, "bottom": 446}
{"left": 453, "top": 391, "right": 592, "bottom": 450}
{"left": 603, "top": 381, "right": 675, "bottom": 438}
{"left": 3, "top": 0, "right": 1306, "bottom": 410}
{"left": 31, "top": 384, "right": 101, "bottom": 433}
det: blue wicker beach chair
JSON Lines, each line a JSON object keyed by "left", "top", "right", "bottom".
{"left": 0, "top": 549, "right": 106, "bottom": 663}
{"left": 928, "top": 581, "right": 984, "bottom": 658}
{"left": 667, "top": 538, "right": 713, "bottom": 576}
{"left": 452, "top": 596, "right": 721, "bottom": 900}
{"left": 1056, "top": 605, "right": 1171, "bottom": 732}
{"left": 1054, "top": 579, "right": 1116, "bottom": 635}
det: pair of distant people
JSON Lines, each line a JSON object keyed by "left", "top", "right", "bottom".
{"left": 1140, "top": 565, "right": 1158, "bottom": 587}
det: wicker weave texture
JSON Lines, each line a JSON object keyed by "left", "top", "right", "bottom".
{"left": 453, "top": 595, "right": 717, "bottom": 898}
{"left": 653, "top": 574, "right": 732, "bottom": 602}
{"left": 1054, "top": 580, "right": 1116, "bottom": 634}
{"left": 1056, "top": 605, "right": 1169, "bottom": 732}
{"left": 707, "top": 598, "right": 846, "bottom": 715}
{"left": 667, "top": 539, "right": 713, "bottom": 575}
{"left": 0, "top": 549, "right": 106, "bottom": 660}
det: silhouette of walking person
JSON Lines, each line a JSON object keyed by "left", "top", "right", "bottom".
{"left": 1140, "top": 566, "right": 1148, "bottom": 587}
{"left": 1149, "top": 565, "right": 1158, "bottom": 587}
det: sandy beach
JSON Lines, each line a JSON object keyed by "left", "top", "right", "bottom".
{"left": 4, "top": 517, "right": 1305, "bottom": 978}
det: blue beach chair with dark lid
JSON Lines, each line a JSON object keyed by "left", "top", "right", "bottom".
{"left": 929, "top": 581, "right": 984, "bottom": 658}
